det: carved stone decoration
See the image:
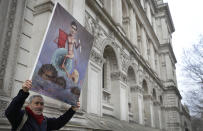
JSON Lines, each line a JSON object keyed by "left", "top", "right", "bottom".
{"left": 101, "top": 38, "right": 119, "bottom": 55}
{"left": 85, "top": 12, "right": 95, "bottom": 35}
{"left": 85, "top": 12, "right": 106, "bottom": 52}
{"left": 120, "top": 50, "right": 130, "bottom": 73}
{"left": 111, "top": 71, "right": 127, "bottom": 84}
{"left": 90, "top": 49, "right": 104, "bottom": 67}
{"left": 130, "top": 85, "right": 142, "bottom": 93}
{"left": 138, "top": 71, "right": 143, "bottom": 86}
{"left": 0, "top": 0, "right": 17, "bottom": 89}
{"left": 93, "top": 18, "right": 107, "bottom": 49}
{"left": 0, "top": 100, "right": 8, "bottom": 118}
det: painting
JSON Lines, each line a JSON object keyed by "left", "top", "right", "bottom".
{"left": 31, "top": 3, "right": 93, "bottom": 106}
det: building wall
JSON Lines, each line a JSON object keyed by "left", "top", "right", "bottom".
{"left": 0, "top": 0, "right": 191, "bottom": 131}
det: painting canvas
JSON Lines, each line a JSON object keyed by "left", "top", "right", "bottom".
{"left": 31, "top": 3, "right": 93, "bottom": 106}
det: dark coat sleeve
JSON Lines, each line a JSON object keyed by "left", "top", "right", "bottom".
{"left": 47, "top": 107, "right": 75, "bottom": 130}
{"left": 5, "top": 89, "right": 29, "bottom": 129}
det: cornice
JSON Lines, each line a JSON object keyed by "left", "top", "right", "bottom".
{"left": 164, "top": 84, "right": 182, "bottom": 99}
{"left": 160, "top": 42, "right": 177, "bottom": 64}
{"left": 165, "top": 106, "right": 180, "bottom": 112}
{"left": 156, "top": 3, "right": 175, "bottom": 33}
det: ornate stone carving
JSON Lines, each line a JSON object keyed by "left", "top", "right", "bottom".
{"left": 0, "top": 100, "right": 8, "bottom": 118}
{"left": 0, "top": 0, "right": 17, "bottom": 89}
{"left": 85, "top": 12, "right": 106, "bottom": 52}
{"left": 111, "top": 71, "right": 127, "bottom": 84}
{"left": 85, "top": 12, "right": 94, "bottom": 35}
{"left": 90, "top": 49, "right": 104, "bottom": 67}
{"left": 94, "top": 24, "right": 106, "bottom": 51}
{"left": 120, "top": 50, "right": 130, "bottom": 73}
{"left": 101, "top": 38, "right": 119, "bottom": 52}
{"left": 85, "top": 12, "right": 121, "bottom": 56}
{"left": 130, "top": 85, "right": 142, "bottom": 93}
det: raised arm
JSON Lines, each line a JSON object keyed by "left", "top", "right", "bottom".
{"left": 5, "top": 80, "right": 31, "bottom": 128}
{"left": 47, "top": 102, "right": 80, "bottom": 130}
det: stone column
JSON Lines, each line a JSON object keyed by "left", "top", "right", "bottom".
{"left": 0, "top": 0, "right": 27, "bottom": 96}
{"left": 154, "top": 101, "right": 161, "bottom": 128}
{"left": 82, "top": 49, "right": 104, "bottom": 116}
{"left": 0, "top": 0, "right": 27, "bottom": 129}
{"left": 130, "top": 85, "right": 142, "bottom": 123}
{"left": 150, "top": 41, "right": 155, "bottom": 70}
{"left": 141, "top": 27, "right": 147, "bottom": 60}
{"left": 143, "top": 95, "right": 154, "bottom": 127}
{"left": 161, "top": 106, "right": 166, "bottom": 130}
{"left": 111, "top": 71, "right": 128, "bottom": 121}
{"left": 129, "top": 8, "right": 138, "bottom": 48}
{"left": 112, "top": 0, "right": 122, "bottom": 25}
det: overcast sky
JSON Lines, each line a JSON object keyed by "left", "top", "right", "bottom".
{"left": 163, "top": 0, "right": 203, "bottom": 102}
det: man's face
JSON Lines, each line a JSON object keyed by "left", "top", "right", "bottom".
{"left": 41, "top": 70, "right": 54, "bottom": 81}
{"left": 29, "top": 97, "right": 44, "bottom": 115}
{"left": 70, "top": 25, "right": 77, "bottom": 35}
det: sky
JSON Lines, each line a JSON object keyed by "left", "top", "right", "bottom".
{"left": 163, "top": 0, "right": 203, "bottom": 102}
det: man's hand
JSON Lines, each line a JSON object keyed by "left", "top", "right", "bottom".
{"left": 71, "top": 101, "right": 80, "bottom": 111}
{"left": 22, "top": 80, "right": 32, "bottom": 92}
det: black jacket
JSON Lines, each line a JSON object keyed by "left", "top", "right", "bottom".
{"left": 5, "top": 89, "right": 75, "bottom": 131}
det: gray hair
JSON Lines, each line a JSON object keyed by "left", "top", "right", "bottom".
{"left": 28, "top": 95, "right": 44, "bottom": 104}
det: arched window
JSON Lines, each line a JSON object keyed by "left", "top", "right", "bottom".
{"left": 136, "top": 22, "right": 141, "bottom": 51}
{"left": 160, "top": 95, "right": 163, "bottom": 105}
{"left": 142, "top": 80, "right": 148, "bottom": 94}
{"left": 152, "top": 88, "right": 156, "bottom": 100}
{"left": 102, "top": 45, "right": 118, "bottom": 104}
{"left": 127, "top": 66, "right": 136, "bottom": 87}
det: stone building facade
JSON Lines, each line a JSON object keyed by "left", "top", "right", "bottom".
{"left": 0, "top": 0, "right": 191, "bottom": 131}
